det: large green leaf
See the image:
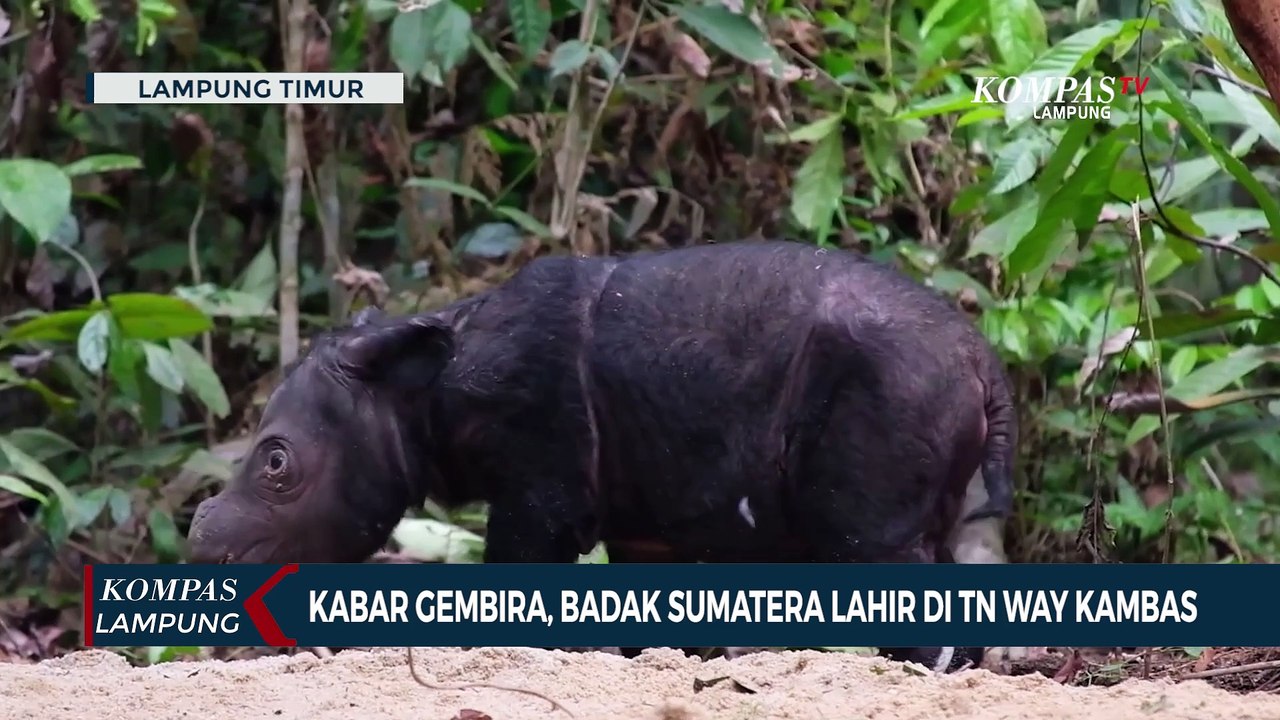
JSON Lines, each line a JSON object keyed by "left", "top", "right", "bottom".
{"left": 967, "top": 197, "right": 1039, "bottom": 259}
{"left": 919, "top": 0, "right": 984, "bottom": 69}
{"left": 62, "top": 154, "right": 143, "bottom": 177}
{"left": 1167, "top": 345, "right": 1280, "bottom": 403}
{"left": 988, "top": 0, "right": 1043, "bottom": 72}
{"left": 1219, "top": 81, "right": 1280, "bottom": 153}
{"left": 77, "top": 310, "right": 111, "bottom": 374}
{"left": 508, "top": 0, "right": 551, "bottom": 59}
{"left": 1034, "top": 120, "right": 1095, "bottom": 194}
{"left": 142, "top": 342, "right": 185, "bottom": 394}
{"left": 920, "top": 0, "right": 965, "bottom": 38}
{"left": 1150, "top": 67, "right": 1280, "bottom": 237}
{"left": 674, "top": 4, "right": 784, "bottom": 74}
{"left": 389, "top": 8, "right": 432, "bottom": 78}
{"left": 1007, "top": 126, "right": 1128, "bottom": 276}
{"left": 148, "top": 507, "right": 182, "bottom": 560}
{"left": 0, "top": 437, "right": 76, "bottom": 520}
{"left": 5, "top": 293, "right": 212, "bottom": 343}
{"left": 392, "top": 518, "right": 485, "bottom": 563}
{"left": 0, "top": 159, "right": 72, "bottom": 244}
{"left": 789, "top": 130, "right": 844, "bottom": 231}
{"left": 0, "top": 473, "right": 47, "bottom": 503}
{"left": 988, "top": 137, "right": 1042, "bottom": 194}
{"left": 406, "top": 176, "right": 491, "bottom": 204}
{"left": 1142, "top": 308, "right": 1264, "bottom": 339}
{"left": 427, "top": 1, "right": 473, "bottom": 74}
{"left": 1003, "top": 20, "right": 1125, "bottom": 126}
{"left": 168, "top": 338, "right": 230, "bottom": 418}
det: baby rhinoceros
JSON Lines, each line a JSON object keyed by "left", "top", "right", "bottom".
{"left": 187, "top": 239, "right": 1017, "bottom": 673}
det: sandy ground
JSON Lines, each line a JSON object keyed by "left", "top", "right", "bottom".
{"left": 3, "top": 647, "right": 1280, "bottom": 720}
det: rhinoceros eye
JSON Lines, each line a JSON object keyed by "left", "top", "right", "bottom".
{"left": 265, "top": 448, "right": 289, "bottom": 477}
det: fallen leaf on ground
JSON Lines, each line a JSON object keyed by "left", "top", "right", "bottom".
{"left": 1054, "top": 650, "right": 1086, "bottom": 683}
{"left": 1195, "top": 648, "right": 1218, "bottom": 674}
{"left": 693, "top": 676, "right": 757, "bottom": 694}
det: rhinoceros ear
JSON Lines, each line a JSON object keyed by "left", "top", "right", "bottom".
{"left": 350, "top": 306, "right": 386, "bottom": 328}
{"left": 336, "top": 315, "right": 454, "bottom": 388}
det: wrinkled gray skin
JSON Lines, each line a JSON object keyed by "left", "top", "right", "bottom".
{"left": 187, "top": 239, "right": 1017, "bottom": 673}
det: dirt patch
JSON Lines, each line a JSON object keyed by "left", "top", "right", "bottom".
{"left": 4, "top": 647, "right": 1280, "bottom": 720}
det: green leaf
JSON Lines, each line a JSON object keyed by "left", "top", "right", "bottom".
{"left": 1003, "top": 20, "right": 1125, "bottom": 126}
{"left": 427, "top": 1, "right": 473, "bottom": 74}
{"left": 493, "top": 206, "right": 554, "bottom": 239}
{"left": 62, "top": 154, "right": 143, "bottom": 177}
{"left": 771, "top": 113, "right": 843, "bottom": 143}
{"left": 919, "top": 0, "right": 984, "bottom": 68}
{"left": 0, "top": 437, "right": 76, "bottom": 519}
{"left": 5, "top": 293, "right": 212, "bottom": 343}
{"left": 108, "top": 488, "right": 132, "bottom": 526}
{"left": 459, "top": 223, "right": 524, "bottom": 258}
{"left": 237, "top": 240, "right": 277, "bottom": 301}
{"left": 142, "top": 342, "right": 185, "bottom": 394}
{"left": 0, "top": 158, "right": 73, "bottom": 244}
{"left": 389, "top": 8, "right": 432, "bottom": 78}
{"left": 68, "top": 0, "right": 103, "bottom": 22}
{"left": 920, "top": 0, "right": 964, "bottom": 38}
{"left": 404, "top": 176, "right": 491, "bottom": 205}
{"left": 1007, "top": 126, "right": 1128, "bottom": 276}
{"left": 1151, "top": 67, "right": 1280, "bottom": 237}
{"left": 392, "top": 518, "right": 485, "bottom": 563}
{"left": 1219, "top": 80, "right": 1280, "bottom": 153}
{"left": 181, "top": 449, "right": 233, "bottom": 483}
{"left": 1143, "top": 308, "right": 1261, "bottom": 340}
{"left": 508, "top": 0, "right": 551, "bottom": 59}
{"left": 168, "top": 339, "right": 230, "bottom": 418}
{"left": 76, "top": 310, "right": 111, "bottom": 374}
{"left": 989, "top": 138, "right": 1040, "bottom": 194}
{"left": 469, "top": 32, "right": 519, "bottom": 91}
{"left": 1193, "top": 208, "right": 1269, "bottom": 237}
{"left": 674, "top": 4, "right": 785, "bottom": 73}
{"left": 968, "top": 197, "right": 1039, "bottom": 259}
{"left": 989, "top": 0, "right": 1039, "bottom": 71}
{"left": 549, "top": 39, "right": 591, "bottom": 78}
{"left": 1165, "top": 345, "right": 1198, "bottom": 385}
{"left": 148, "top": 508, "right": 182, "bottom": 560}
{"left": 577, "top": 542, "right": 609, "bottom": 564}
{"left": 108, "top": 336, "right": 145, "bottom": 405}
{"left": 173, "top": 284, "right": 274, "bottom": 318}
{"left": 3, "top": 428, "right": 80, "bottom": 461}
{"left": 891, "top": 92, "right": 977, "bottom": 122}
{"left": 1167, "top": 345, "right": 1280, "bottom": 403}
{"left": 0, "top": 474, "right": 47, "bottom": 504}
{"left": 1035, "top": 120, "right": 1095, "bottom": 194}
{"left": 789, "top": 131, "right": 844, "bottom": 231}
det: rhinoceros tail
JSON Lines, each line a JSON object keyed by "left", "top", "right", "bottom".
{"left": 963, "top": 349, "right": 1017, "bottom": 523}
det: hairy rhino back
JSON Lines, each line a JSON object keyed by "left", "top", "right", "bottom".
{"left": 581, "top": 241, "right": 985, "bottom": 545}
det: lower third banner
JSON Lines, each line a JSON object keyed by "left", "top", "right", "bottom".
{"left": 82, "top": 563, "right": 1263, "bottom": 649}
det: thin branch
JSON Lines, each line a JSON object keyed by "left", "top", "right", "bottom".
{"left": 1186, "top": 62, "right": 1272, "bottom": 101}
{"left": 404, "top": 647, "right": 575, "bottom": 717}
{"left": 1127, "top": 201, "right": 1177, "bottom": 564}
{"left": 1179, "top": 659, "right": 1280, "bottom": 681}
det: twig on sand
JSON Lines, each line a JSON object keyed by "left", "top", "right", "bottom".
{"left": 404, "top": 647, "right": 575, "bottom": 717}
{"left": 1179, "top": 659, "right": 1280, "bottom": 681}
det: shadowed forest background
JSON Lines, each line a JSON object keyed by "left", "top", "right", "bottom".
{"left": 2, "top": 0, "right": 1280, "bottom": 683}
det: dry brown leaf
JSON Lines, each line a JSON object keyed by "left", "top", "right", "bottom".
{"left": 1195, "top": 648, "right": 1218, "bottom": 674}
{"left": 1053, "top": 650, "right": 1086, "bottom": 684}
{"left": 669, "top": 32, "right": 710, "bottom": 78}
{"left": 304, "top": 35, "right": 331, "bottom": 73}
